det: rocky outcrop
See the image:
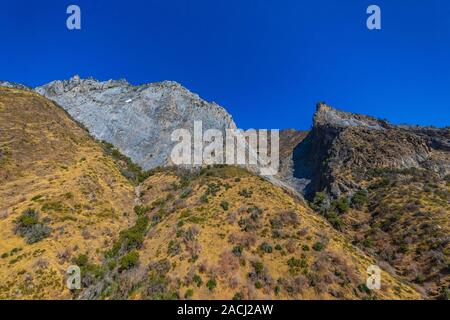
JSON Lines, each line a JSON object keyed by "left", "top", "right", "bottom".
{"left": 290, "top": 103, "right": 449, "bottom": 198}
{"left": 36, "top": 76, "right": 236, "bottom": 170}
{"left": 0, "top": 81, "right": 30, "bottom": 90}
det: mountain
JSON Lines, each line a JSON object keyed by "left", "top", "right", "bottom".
{"left": 36, "top": 76, "right": 236, "bottom": 170}
{"left": 281, "top": 103, "right": 450, "bottom": 299}
{"left": 0, "top": 86, "right": 421, "bottom": 300}
{"left": 290, "top": 103, "right": 449, "bottom": 198}
{"left": 0, "top": 81, "right": 30, "bottom": 90}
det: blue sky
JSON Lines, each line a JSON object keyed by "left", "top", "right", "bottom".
{"left": 1, "top": 0, "right": 449, "bottom": 129}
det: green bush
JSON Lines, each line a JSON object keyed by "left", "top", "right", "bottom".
{"left": 74, "top": 253, "right": 89, "bottom": 267}
{"left": 369, "top": 177, "right": 390, "bottom": 190}
{"left": 325, "top": 212, "right": 344, "bottom": 230}
{"left": 220, "top": 201, "right": 229, "bottom": 211}
{"left": 287, "top": 257, "right": 308, "bottom": 275}
{"left": 252, "top": 261, "right": 264, "bottom": 275}
{"left": 310, "top": 192, "right": 327, "bottom": 211}
{"left": 193, "top": 275, "right": 203, "bottom": 287}
{"left": 119, "top": 250, "right": 139, "bottom": 271}
{"left": 184, "top": 289, "right": 194, "bottom": 299}
{"left": 232, "top": 245, "right": 244, "bottom": 257}
{"left": 332, "top": 197, "right": 349, "bottom": 214}
{"left": 206, "top": 279, "right": 217, "bottom": 291}
{"left": 14, "top": 209, "right": 51, "bottom": 244}
{"left": 351, "top": 190, "right": 368, "bottom": 209}
{"left": 312, "top": 242, "right": 325, "bottom": 252}
{"left": 232, "top": 292, "right": 243, "bottom": 300}
{"left": 259, "top": 242, "right": 273, "bottom": 253}
{"left": 238, "top": 189, "right": 253, "bottom": 198}
{"left": 134, "top": 205, "right": 152, "bottom": 216}
{"left": 362, "top": 237, "right": 374, "bottom": 248}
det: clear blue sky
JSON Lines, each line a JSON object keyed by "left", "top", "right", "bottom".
{"left": 1, "top": 0, "right": 449, "bottom": 129}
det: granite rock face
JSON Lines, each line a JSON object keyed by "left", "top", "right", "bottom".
{"left": 36, "top": 76, "right": 237, "bottom": 170}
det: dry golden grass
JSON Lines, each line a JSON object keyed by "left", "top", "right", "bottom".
{"left": 105, "top": 167, "right": 420, "bottom": 300}
{"left": 0, "top": 88, "right": 135, "bottom": 299}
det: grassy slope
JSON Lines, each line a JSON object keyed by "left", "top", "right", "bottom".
{"left": 0, "top": 88, "right": 135, "bottom": 299}
{"left": 341, "top": 169, "right": 449, "bottom": 298}
{"left": 85, "top": 166, "right": 420, "bottom": 300}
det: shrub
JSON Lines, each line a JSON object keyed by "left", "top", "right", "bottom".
{"left": 238, "top": 189, "right": 253, "bottom": 198}
{"left": 332, "top": 197, "right": 349, "bottom": 214}
{"left": 206, "top": 183, "right": 220, "bottom": 196}
{"left": 232, "top": 245, "right": 244, "bottom": 257}
{"left": 184, "top": 289, "right": 194, "bottom": 299}
{"left": 232, "top": 292, "right": 243, "bottom": 300}
{"left": 180, "top": 188, "right": 193, "bottom": 199}
{"left": 119, "top": 215, "right": 149, "bottom": 251}
{"left": 119, "top": 250, "right": 139, "bottom": 271}
{"left": 206, "top": 279, "right": 217, "bottom": 291}
{"left": 252, "top": 261, "right": 264, "bottom": 275}
{"left": 259, "top": 242, "right": 273, "bottom": 254}
{"left": 220, "top": 201, "right": 229, "bottom": 211}
{"left": 74, "top": 253, "right": 89, "bottom": 267}
{"left": 310, "top": 192, "right": 327, "bottom": 211}
{"left": 312, "top": 242, "right": 325, "bottom": 252}
{"left": 351, "top": 190, "right": 368, "bottom": 209}
{"left": 362, "top": 237, "right": 374, "bottom": 248}
{"left": 287, "top": 257, "right": 308, "bottom": 275}
{"left": 193, "top": 275, "right": 203, "bottom": 287}
{"left": 325, "top": 212, "right": 344, "bottom": 230}
{"left": 369, "top": 177, "right": 390, "bottom": 190}
{"left": 14, "top": 209, "right": 51, "bottom": 244}
{"left": 134, "top": 205, "right": 151, "bottom": 216}
{"left": 200, "top": 194, "right": 209, "bottom": 204}
{"left": 437, "top": 286, "right": 450, "bottom": 300}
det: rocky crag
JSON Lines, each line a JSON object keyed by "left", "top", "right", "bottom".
{"left": 289, "top": 103, "right": 449, "bottom": 198}
{"left": 36, "top": 76, "right": 236, "bottom": 170}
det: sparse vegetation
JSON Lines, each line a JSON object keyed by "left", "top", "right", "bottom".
{"left": 14, "top": 209, "right": 51, "bottom": 244}
{"left": 119, "top": 251, "right": 139, "bottom": 271}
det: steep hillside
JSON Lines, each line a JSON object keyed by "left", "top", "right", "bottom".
{"left": 283, "top": 103, "right": 449, "bottom": 299}
{"left": 0, "top": 88, "right": 136, "bottom": 299}
{"left": 0, "top": 87, "right": 432, "bottom": 300}
{"left": 36, "top": 76, "right": 236, "bottom": 170}
{"left": 77, "top": 166, "right": 420, "bottom": 300}
{"left": 291, "top": 103, "right": 449, "bottom": 198}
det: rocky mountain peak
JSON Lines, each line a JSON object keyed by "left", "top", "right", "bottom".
{"left": 0, "top": 81, "right": 30, "bottom": 90}
{"left": 314, "top": 102, "right": 387, "bottom": 130}
{"left": 35, "top": 76, "right": 236, "bottom": 170}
